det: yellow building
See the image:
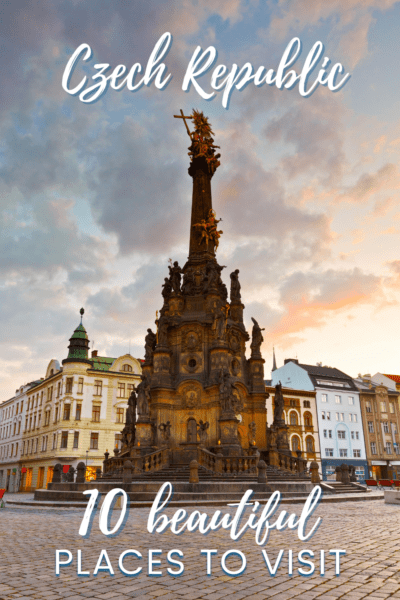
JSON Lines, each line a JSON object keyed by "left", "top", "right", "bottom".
{"left": 18, "top": 310, "right": 142, "bottom": 491}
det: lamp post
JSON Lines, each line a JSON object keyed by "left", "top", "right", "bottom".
{"left": 86, "top": 450, "right": 89, "bottom": 467}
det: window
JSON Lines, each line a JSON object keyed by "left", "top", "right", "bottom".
{"left": 368, "top": 421, "right": 374, "bottom": 433}
{"left": 306, "top": 438, "right": 314, "bottom": 453}
{"left": 380, "top": 401, "right": 387, "bottom": 413}
{"left": 52, "top": 434, "right": 57, "bottom": 449}
{"left": 63, "top": 405, "right": 70, "bottom": 421}
{"left": 65, "top": 378, "right": 73, "bottom": 394}
{"left": 291, "top": 437, "right": 300, "bottom": 451}
{"left": 304, "top": 413, "right": 312, "bottom": 427}
{"left": 289, "top": 399, "right": 296, "bottom": 407}
{"left": 115, "top": 433, "right": 122, "bottom": 450}
{"left": 90, "top": 432, "right": 99, "bottom": 450}
{"left": 339, "top": 449, "right": 347, "bottom": 457}
{"left": 321, "top": 394, "right": 327, "bottom": 403}
{"left": 94, "top": 380, "right": 102, "bottom": 396}
{"left": 325, "top": 448, "right": 334, "bottom": 457}
{"left": 78, "top": 378, "right": 84, "bottom": 394}
{"left": 17, "top": 421, "right": 21, "bottom": 435}
{"left": 385, "top": 442, "right": 392, "bottom": 454}
{"left": 15, "top": 403, "right": 19, "bottom": 415}
{"left": 54, "top": 407, "right": 58, "bottom": 423}
{"left": 351, "top": 431, "right": 354, "bottom": 439}
{"left": 335, "top": 395, "right": 341, "bottom": 404}
{"left": 127, "top": 383, "right": 135, "bottom": 397}
{"left": 353, "top": 449, "right": 361, "bottom": 458}
{"left": 336, "top": 412, "right": 339, "bottom": 421}
{"left": 73, "top": 432, "right": 79, "bottom": 449}
{"left": 366, "top": 401, "right": 372, "bottom": 413}
{"left": 92, "top": 406, "right": 101, "bottom": 422}
{"left": 116, "top": 408, "right": 125, "bottom": 424}
{"left": 47, "top": 387, "right": 53, "bottom": 402}
{"left": 117, "top": 383, "right": 126, "bottom": 398}
{"left": 290, "top": 412, "right": 298, "bottom": 426}
{"left": 390, "top": 403, "right": 395, "bottom": 414}
{"left": 348, "top": 396, "right": 354, "bottom": 405}
{"left": 328, "top": 429, "right": 332, "bottom": 438}
{"left": 338, "top": 430, "right": 346, "bottom": 439}
{"left": 322, "top": 411, "right": 326, "bottom": 420}
{"left": 383, "top": 422, "right": 389, "bottom": 433}
{"left": 395, "top": 443, "right": 400, "bottom": 455}
{"left": 323, "top": 429, "right": 327, "bottom": 438}
{"left": 13, "top": 423, "right": 16, "bottom": 435}
{"left": 326, "top": 412, "right": 331, "bottom": 420}
{"left": 303, "top": 400, "right": 311, "bottom": 408}
{"left": 355, "top": 431, "right": 359, "bottom": 439}
{"left": 370, "top": 442, "right": 377, "bottom": 455}
{"left": 353, "top": 414, "right": 357, "bottom": 422}
{"left": 340, "top": 413, "right": 344, "bottom": 421}
{"left": 122, "top": 364, "right": 133, "bottom": 372}
{"left": 60, "top": 431, "right": 68, "bottom": 449}
{"left": 57, "top": 382, "right": 61, "bottom": 398}
{"left": 75, "top": 404, "right": 82, "bottom": 421}
{"left": 349, "top": 413, "right": 353, "bottom": 422}
{"left": 40, "top": 391, "right": 43, "bottom": 405}
{"left": 44, "top": 411, "right": 50, "bottom": 426}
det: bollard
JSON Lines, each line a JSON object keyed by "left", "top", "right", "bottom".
{"left": 189, "top": 459, "right": 199, "bottom": 483}
{"left": 52, "top": 463, "right": 62, "bottom": 483}
{"left": 123, "top": 460, "right": 133, "bottom": 484}
{"left": 335, "top": 465, "right": 342, "bottom": 482}
{"left": 341, "top": 463, "right": 350, "bottom": 484}
{"left": 257, "top": 460, "right": 267, "bottom": 484}
{"left": 95, "top": 467, "right": 102, "bottom": 480}
{"left": 215, "top": 452, "right": 224, "bottom": 474}
{"left": 310, "top": 461, "right": 320, "bottom": 484}
{"left": 76, "top": 462, "right": 86, "bottom": 483}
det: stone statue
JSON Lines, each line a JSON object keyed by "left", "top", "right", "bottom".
{"left": 137, "top": 375, "right": 150, "bottom": 418}
{"left": 213, "top": 307, "right": 227, "bottom": 341}
{"left": 182, "top": 267, "right": 195, "bottom": 295}
{"left": 52, "top": 463, "right": 62, "bottom": 483}
{"left": 162, "top": 277, "right": 172, "bottom": 300}
{"left": 204, "top": 260, "right": 219, "bottom": 290}
{"left": 218, "top": 368, "right": 237, "bottom": 415}
{"left": 125, "top": 388, "right": 137, "bottom": 428}
{"left": 197, "top": 420, "right": 209, "bottom": 445}
{"left": 64, "top": 466, "right": 75, "bottom": 483}
{"left": 157, "top": 315, "right": 169, "bottom": 346}
{"left": 230, "top": 269, "right": 241, "bottom": 302}
{"left": 248, "top": 421, "right": 257, "bottom": 445}
{"left": 273, "top": 382, "right": 285, "bottom": 424}
{"left": 168, "top": 261, "right": 182, "bottom": 293}
{"left": 144, "top": 328, "right": 156, "bottom": 361}
{"left": 158, "top": 421, "right": 171, "bottom": 443}
{"left": 250, "top": 317, "right": 265, "bottom": 355}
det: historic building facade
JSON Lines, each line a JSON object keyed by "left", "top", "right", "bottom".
{"left": 271, "top": 359, "right": 368, "bottom": 481}
{"left": 0, "top": 313, "right": 142, "bottom": 492}
{"left": 354, "top": 375, "right": 400, "bottom": 480}
{"left": 265, "top": 383, "right": 321, "bottom": 472}
{"left": 0, "top": 383, "right": 30, "bottom": 491}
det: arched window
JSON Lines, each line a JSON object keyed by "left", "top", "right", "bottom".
{"left": 290, "top": 411, "right": 298, "bottom": 426}
{"left": 306, "top": 437, "right": 314, "bottom": 453}
{"left": 304, "top": 412, "right": 313, "bottom": 427}
{"left": 121, "top": 364, "right": 133, "bottom": 372}
{"left": 292, "top": 436, "right": 300, "bottom": 452}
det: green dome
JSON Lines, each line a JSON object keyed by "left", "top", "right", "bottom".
{"left": 63, "top": 310, "right": 91, "bottom": 364}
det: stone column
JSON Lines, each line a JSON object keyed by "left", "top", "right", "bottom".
{"left": 257, "top": 460, "right": 267, "bottom": 483}
{"left": 123, "top": 460, "right": 133, "bottom": 484}
{"left": 341, "top": 463, "right": 350, "bottom": 484}
{"left": 76, "top": 462, "right": 86, "bottom": 483}
{"left": 189, "top": 460, "right": 199, "bottom": 483}
{"left": 310, "top": 461, "right": 320, "bottom": 484}
{"left": 335, "top": 466, "right": 342, "bottom": 481}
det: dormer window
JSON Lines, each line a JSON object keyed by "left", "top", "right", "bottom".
{"left": 121, "top": 364, "right": 133, "bottom": 372}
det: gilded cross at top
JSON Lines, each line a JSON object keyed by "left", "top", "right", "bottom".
{"left": 174, "top": 109, "right": 193, "bottom": 139}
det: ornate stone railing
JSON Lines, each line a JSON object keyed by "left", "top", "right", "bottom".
{"left": 197, "top": 447, "right": 258, "bottom": 475}
{"left": 268, "top": 448, "right": 308, "bottom": 476}
{"left": 140, "top": 447, "right": 170, "bottom": 472}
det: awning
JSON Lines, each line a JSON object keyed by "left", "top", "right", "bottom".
{"left": 62, "top": 465, "right": 71, "bottom": 473}
{"left": 370, "top": 461, "right": 387, "bottom": 466}
{"left": 390, "top": 461, "right": 400, "bottom": 465}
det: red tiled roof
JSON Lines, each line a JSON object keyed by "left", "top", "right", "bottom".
{"left": 383, "top": 374, "right": 400, "bottom": 383}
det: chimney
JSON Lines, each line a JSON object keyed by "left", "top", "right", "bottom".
{"left": 284, "top": 358, "right": 298, "bottom": 365}
{"left": 92, "top": 350, "right": 98, "bottom": 358}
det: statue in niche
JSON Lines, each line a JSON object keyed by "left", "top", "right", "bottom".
{"left": 168, "top": 261, "right": 182, "bottom": 293}
{"left": 137, "top": 375, "right": 150, "bottom": 418}
{"left": 230, "top": 269, "right": 241, "bottom": 302}
{"left": 182, "top": 267, "right": 195, "bottom": 295}
{"left": 248, "top": 421, "right": 257, "bottom": 445}
{"left": 273, "top": 381, "right": 285, "bottom": 424}
{"left": 250, "top": 317, "right": 265, "bottom": 355}
{"left": 204, "top": 260, "right": 219, "bottom": 291}
{"left": 144, "top": 329, "right": 156, "bottom": 361}
{"left": 197, "top": 420, "right": 209, "bottom": 445}
{"left": 219, "top": 368, "right": 236, "bottom": 414}
{"left": 159, "top": 421, "right": 171, "bottom": 443}
{"left": 187, "top": 418, "right": 198, "bottom": 443}
{"left": 162, "top": 277, "right": 172, "bottom": 300}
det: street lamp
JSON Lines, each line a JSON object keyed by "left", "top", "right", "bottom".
{"left": 86, "top": 450, "right": 89, "bottom": 467}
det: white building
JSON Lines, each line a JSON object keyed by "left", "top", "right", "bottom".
{"left": 271, "top": 359, "right": 368, "bottom": 481}
{"left": 0, "top": 382, "right": 31, "bottom": 491}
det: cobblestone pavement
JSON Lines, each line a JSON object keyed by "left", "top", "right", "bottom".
{"left": 1, "top": 494, "right": 400, "bottom": 599}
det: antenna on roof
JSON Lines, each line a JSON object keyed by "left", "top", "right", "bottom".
{"left": 129, "top": 340, "right": 131, "bottom": 355}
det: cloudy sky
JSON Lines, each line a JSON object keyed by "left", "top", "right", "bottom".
{"left": 1, "top": 0, "right": 400, "bottom": 402}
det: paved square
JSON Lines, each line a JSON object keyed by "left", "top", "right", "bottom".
{"left": 1, "top": 496, "right": 400, "bottom": 599}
